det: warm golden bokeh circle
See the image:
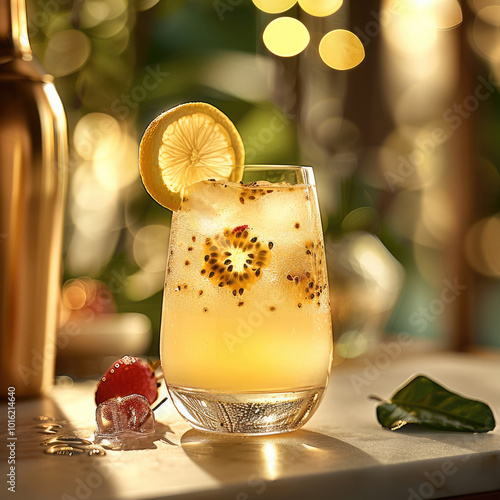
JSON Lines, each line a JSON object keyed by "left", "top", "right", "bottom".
{"left": 298, "top": 0, "right": 342, "bottom": 17}
{"left": 263, "top": 17, "right": 310, "bottom": 57}
{"left": 319, "top": 29, "right": 365, "bottom": 70}
{"left": 465, "top": 216, "right": 500, "bottom": 278}
{"left": 252, "top": 0, "right": 297, "bottom": 14}
{"left": 255, "top": 1, "right": 364, "bottom": 70}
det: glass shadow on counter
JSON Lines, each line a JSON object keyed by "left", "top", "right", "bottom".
{"left": 180, "top": 428, "right": 380, "bottom": 484}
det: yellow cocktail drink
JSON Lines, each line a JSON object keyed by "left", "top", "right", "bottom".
{"left": 160, "top": 169, "right": 333, "bottom": 434}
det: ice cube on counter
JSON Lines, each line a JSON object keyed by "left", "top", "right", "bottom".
{"left": 95, "top": 394, "right": 155, "bottom": 437}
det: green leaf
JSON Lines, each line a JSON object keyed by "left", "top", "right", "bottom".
{"left": 376, "top": 375, "right": 496, "bottom": 432}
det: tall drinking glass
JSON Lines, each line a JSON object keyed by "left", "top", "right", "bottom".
{"left": 160, "top": 166, "right": 333, "bottom": 434}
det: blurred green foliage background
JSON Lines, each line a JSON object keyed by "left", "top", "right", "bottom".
{"left": 27, "top": 0, "right": 500, "bottom": 366}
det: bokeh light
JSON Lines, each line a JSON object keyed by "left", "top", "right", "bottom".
{"left": 315, "top": 117, "right": 360, "bottom": 151}
{"left": 329, "top": 232, "right": 405, "bottom": 358}
{"left": 63, "top": 279, "right": 88, "bottom": 310}
{"left": 80, "top": 1, "right": 113, "bottom": 28}
{"left": 61, "top": 277, "right": 116, "bottom": 316}
{"left": 93, "top": 134, "right": 139, "bottom": 190}
{"left": 465, "top": 218, "right": 490, "bottom": 276}
{"left": 473, "top": 10, "right": 500, "bottom": 61}
{"left": 420, "top": 186, "right": 454, "bottom": 243}
{"left": 263, "top": 17, "right": 310, "bottom": 57}
{"left": 89, "top": 0, "right": 126, "bottom": 20}
{"left": 71, "top": 187, "right": 118, "bottom": 236}
{"left": 201, "top": 53, "right": 271, "bottom": 102}
{"left": 252, "top": 0, "right": 297, "bottom": 14}
{"left": 71, "top": 163, "right": 118, "bottom": 212}
{"left": 385, "top": 0, "right": 462, "bottom": 30}
{"left": 382, "top": 0, "right": 438, "bottom": 57}
{"left": 341, "top": 207, "right": 379, "bottom": 233}
{"left": 466, "top": 216, "right": 500, "bottom": 278}
{"left": 481, "top": 216, "right": 500, "bottom": 277}
{"left": 470, "top": 0, "right": 496, "bottom": 12}
{"left": 136, "top": 0, "right": 161, "bottom": 12}
{"left": 298, "top": 0, "right": 342, "bottom": 17}
{"left": 430, "top": 0, "right": 462, "bottom": 30}
{"left": 476, "top": 6, "right": 500, "bottom": 26}
{"left": 66, "top": 164, "right": 120, "bottom": 276}
{"left": 319, "top": 29, "right": 365, "bottom": 70}
{"left": 126, "top": 225, "right": 170, "bottom": 301}
{"left": 44, "top": 30, "right": 91, "bottom": 77}
{"left": 91, "top": 17, "right": 128, "bottom": 40}
{"left": 133, "top": 225, "right": 170, "bottom": 274}
{"left": 73, "top": 113, "right": 121, "bottom": 161}
{"left": 28, "top": 0, "right": 500, "bottom": 359}
{"left": 336, "top": 330, "right": 368, "bottom": 358}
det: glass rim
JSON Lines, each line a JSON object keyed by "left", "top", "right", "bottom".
{"left": 240, "top": 164, "right": 312, "bottom": 171}
{"left": 240, "top": 164, "right": 315, "bottom": 187}
{"left": 179, "top": 163, "right": 313, "bottom": 170}
{"left": 183, "top": 164, "right": 313, "bottom": 170}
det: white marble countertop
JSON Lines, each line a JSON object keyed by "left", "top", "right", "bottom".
{"left": 1, "top": 350, "right": 499, "bottom": 500}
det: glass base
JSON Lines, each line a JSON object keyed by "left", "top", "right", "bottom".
{"left": 167, "top": 385, "right": 325, "bottom": 435}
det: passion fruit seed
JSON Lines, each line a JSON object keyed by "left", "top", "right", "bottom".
{"left": 236, "top": 181, "right": 279, "bottom": 205}
{"left": 200, "top": 227, "right": 272, "bottom": 294}
{"left": 286, "top": 240, "right": 327, "bottom": 307}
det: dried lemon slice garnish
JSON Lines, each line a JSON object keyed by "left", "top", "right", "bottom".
{"left": 139, "top": 102, "right": 245, "bottom": 211}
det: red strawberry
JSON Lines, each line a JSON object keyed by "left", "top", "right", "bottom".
{"left": 95, "top": 356, "right": 160, "bottom": 406}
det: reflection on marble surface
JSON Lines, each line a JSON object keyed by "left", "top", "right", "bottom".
{"left": 181, "top": 428, "right": 379, "bottom": 483}
{"left": 1, "top": 354, "right": 499, "bottom": 500}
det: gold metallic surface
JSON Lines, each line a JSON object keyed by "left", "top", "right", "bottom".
{"left": 0, "top": 0, "right": 67, "bottom": 397}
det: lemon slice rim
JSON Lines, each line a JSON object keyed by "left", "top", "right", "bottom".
{"left": 139, "top": 102, "right": 245, "bottom": 211}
